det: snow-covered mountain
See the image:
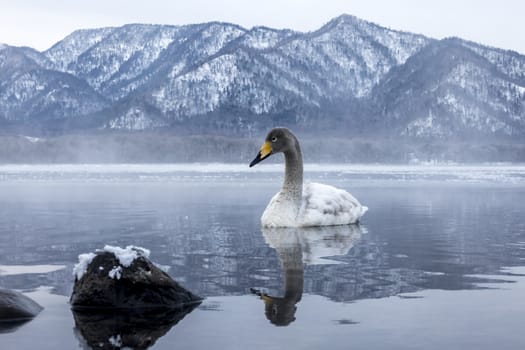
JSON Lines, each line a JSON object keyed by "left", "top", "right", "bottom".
{"left": 1, "top": 14, "right": 524, "bottom": 140}
{"left": 0, "top": 45, "right": 107, "bottom": 126}
{"left": 369, "top": 38, "right": 525, "bottom": 139}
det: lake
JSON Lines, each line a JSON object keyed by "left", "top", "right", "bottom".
{"left": 1, "top": 164, "right": 525, "bottom": 349}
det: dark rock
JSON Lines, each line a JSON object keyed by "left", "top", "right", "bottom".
{"left": 73, "top": 304, "right": 199, "bottom": 349}
{"left": 0, "top": 288, "right": 43, "bottom": 332}
{"left": 70, "top": 248, "right": 202, "bottom": 310}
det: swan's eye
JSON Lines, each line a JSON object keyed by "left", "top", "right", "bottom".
{"left": 271, "top": 137, "right": 277, "bottom": 142}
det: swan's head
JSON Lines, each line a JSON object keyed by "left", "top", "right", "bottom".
{"left": 249, "top": 128, "right": 295, "bottom": 167}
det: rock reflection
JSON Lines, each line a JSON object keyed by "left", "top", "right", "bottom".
{"left": 0, "top": 319, "right": 32, "bottom": 334}
{"left": 254, "top": 225, "right": 362, "bottom": 326}
{"left": 72, "top": 304, "right": 199, "bottom": 349}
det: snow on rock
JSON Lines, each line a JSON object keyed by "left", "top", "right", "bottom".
{"left": 108, "top": 266, "right": 123, "bottom": 280}
{"left": 73, "top": 245, "right": 149, "bottom": 280}
{"left": 108, "top": 335, "right": 122, "bottom": 347}
{"left": 73, "top": 252, "right": 97, "bottom": 281}
{"left": 102, "top": 245, "right": 150, "bottom": 267}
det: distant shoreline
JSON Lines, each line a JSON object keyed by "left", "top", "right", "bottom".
{"left": 1, "top": 133, "right": 524, "bottom": 164}
{"left": 1, "top": 163, "right": 524, "bottom": 185}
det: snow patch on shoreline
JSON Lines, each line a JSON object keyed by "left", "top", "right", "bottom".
{"left": 0, "top": 264, "right": 66, "bottom": 276}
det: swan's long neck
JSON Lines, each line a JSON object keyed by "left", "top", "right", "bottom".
{"left": 282, "top": 136, "right": 303, "bottom": 206}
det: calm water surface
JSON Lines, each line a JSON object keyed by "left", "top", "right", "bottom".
{"left": 1, "top": 164, "right": 525, "bottom": 349}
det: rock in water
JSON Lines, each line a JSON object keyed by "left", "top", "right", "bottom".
{"left": 70, "top": 245, "right": 202, "bottom": 309}
{"left": 0, "top": 288, "right": 43, "bottom": 323}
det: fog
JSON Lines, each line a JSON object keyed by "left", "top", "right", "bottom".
{"left": 1, "top": 132, "right": 524, "bottom": 164}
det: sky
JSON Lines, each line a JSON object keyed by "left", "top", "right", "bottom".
{"left": 0, "top": 0, "right": 524, "bottom": 54}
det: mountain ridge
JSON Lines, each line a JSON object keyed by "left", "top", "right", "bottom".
{"left": 0, "top": 14, "right": 524, "bottom": 145}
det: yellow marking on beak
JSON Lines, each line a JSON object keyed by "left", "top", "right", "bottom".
{"left": 260, "top": 141, "right": 272, "bottom": 158}
{"left": 261, "top": 294, "right": 273, "bottom": 304}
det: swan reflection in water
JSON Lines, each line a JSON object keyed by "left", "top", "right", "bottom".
{"left": 253, "top": 225, "right": 363, "bottom": 326}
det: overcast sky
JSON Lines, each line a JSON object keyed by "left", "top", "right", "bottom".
{"left": 1, "top": 0, "right": 524, "bottom": 54}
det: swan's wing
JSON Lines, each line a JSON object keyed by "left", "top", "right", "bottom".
{"left": 298, "top": 182, "right": 367, "bottom": 226}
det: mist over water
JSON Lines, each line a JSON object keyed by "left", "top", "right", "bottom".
{"left": 1, "top": 164, "right": 525, "bottom": 349}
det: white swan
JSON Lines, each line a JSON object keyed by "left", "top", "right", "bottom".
{"left": 249, "top": 128, "right": 367, "bottom": 227}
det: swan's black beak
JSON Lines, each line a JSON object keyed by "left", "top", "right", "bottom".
{"left": 249, "top": 141, "right": 272, "bottom": 167}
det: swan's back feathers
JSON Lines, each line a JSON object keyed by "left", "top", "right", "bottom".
{"left": 298, "top": 182, "right": 367, "bottom": 227}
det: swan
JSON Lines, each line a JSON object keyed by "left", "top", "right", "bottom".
{"left": 249, "top": 127, "right": 368, "bottom": 227}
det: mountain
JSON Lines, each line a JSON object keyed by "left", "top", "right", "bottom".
{"left": 1, "top": 14, "right": 524, "bottom": 146}
{"left": 370, "top": 38, "right": 525, "bottom": 139}
{"left": 0, "top": 45, "right": 107, "bottom": 130}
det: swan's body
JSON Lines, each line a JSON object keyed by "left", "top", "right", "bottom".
{"left": 250, "top": 128, "right": 367, "bottom": 227}
{"left": 261, "top": 182, "right": 366, "bottom": 227}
